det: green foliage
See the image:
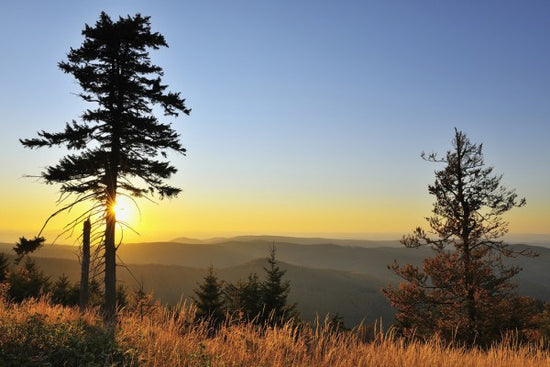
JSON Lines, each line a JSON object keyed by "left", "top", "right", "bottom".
{"left": 88, "top": 279, "right": 104, "bottom": 307}
{"left": 116, "top": 284, "right": 129, "bottom": 309}
{"left": 51, "top": 274, "right": 80, "bottom": 306}
{"left": 7, "top": 259, "right": 51, "bottom": 302}
{"left": 20, "top": 11, "right": 190, "bottom": 322}
{"left": 261, "top": 245, "right": 297, "bottom": 325}
{"left": 21, "top": 12, "right": 190, "bottom": 199}
{"left": 225, "top": 273, "right": 264, "bottom": 322}
{"left": 13, "top": 236, "right": 45, "bottom": 264}
{"left": 0, "top": 313, "right": 129, "bottom": 366}
{"left": 193, "top": 265, "right": 225, "bottom": 326}
{"left": 50, "top": 272, "right": 128, "bottom": 310}
{"left": 224, "top": 245, "right": 298, "bottom": 325}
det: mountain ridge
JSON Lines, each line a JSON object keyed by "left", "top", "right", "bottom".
{"left": 171, "top": 235, "right": 403, "bottom": 248}
{"left": 0, "top": 236, "right": 548, "bottom": 327}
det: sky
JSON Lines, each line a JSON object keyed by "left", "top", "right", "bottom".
{"left": 1, "top": 1, "right": 549, "bottom": 243}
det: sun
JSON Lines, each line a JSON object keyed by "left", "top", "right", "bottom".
{"left": 112, "top": 196, "right": 137, "bottom": 224}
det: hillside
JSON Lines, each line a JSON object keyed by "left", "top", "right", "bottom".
{"left": 0, "top": 240, "right": 437, "bottom": 277}
{"left": 2, "top": 236, "right": 547, "bottom": 297}
{"left": 1, "top": 236, "right": 548, "bottom": 326}
{"left": 13, "top": 255, "right": 389, "bottom": 327}
{"left": 4, "top": 298, "right": 547, "bottom": 367}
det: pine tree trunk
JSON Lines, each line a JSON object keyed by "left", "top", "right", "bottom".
{"left": 104, "top": 205, "right": 117, "bottom": 323}
{"left": 79, "top": 218, "right": 90, "bottom": 313}
{"left": 104, "top": 103, "right": 120, "bottom": 324}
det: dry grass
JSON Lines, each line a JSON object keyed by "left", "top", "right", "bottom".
{"left": 120, "top": 306, "right": 549, "bottom": 367}
{"left": 1, "top": 296, "right": 548, "bottom": 367}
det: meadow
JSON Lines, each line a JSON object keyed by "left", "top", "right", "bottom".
{"left": 1, "top": 294, "right": 547, "bottom": 367}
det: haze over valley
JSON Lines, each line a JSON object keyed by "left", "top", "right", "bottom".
{"left": 2, "top": 235, "right": 548, "bottom": 327}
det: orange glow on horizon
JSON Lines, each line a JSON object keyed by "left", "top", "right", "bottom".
{"left": 0, "top": 184, "right": 548, "bottom": 245}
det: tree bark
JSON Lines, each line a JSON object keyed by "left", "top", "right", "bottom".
{"left": 79, "top": 218, "right": 90, "bottom": 313}
{"left": 104, "top": 149, "right": 118, "bottom": 323}
{"left": 104, "top": 80, "right": 121, "bottom": 324}
{"left": 104, "top": 204, "right": 117, "bottom": 323}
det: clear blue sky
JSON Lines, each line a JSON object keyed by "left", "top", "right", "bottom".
{"left": 1, "top": 1, "right": 549, "bottom": 242}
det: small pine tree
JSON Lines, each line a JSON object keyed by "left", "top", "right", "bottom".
{"left": 52, "top": 274, "right": 79, "bottom": 306}
{"left": 327, "top": 313, "right": 347, "bottom": 332}
{"left": 116, "top": 284, "right": 129, "bottom": 309}
{"left": 261, "top": 244, "right": 297, "bottom": 325}
{"left": 7, "top": 259, "right": 51, "bottom": 302}
{"left": 224, "top": 273, "right": 263, "bottom": 322}
{"left": 193, "top": 266, "right": 225, "bottom": 326}
{"left": 87, "top": 279, "right": 104, "bottom": 307}
{"left": 128, "top": 282, "right": 157, "bottom": 317}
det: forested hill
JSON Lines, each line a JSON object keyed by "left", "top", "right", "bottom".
{"left": 0, "top": 237, "right": 548, "bottom": 326}
{"left": 0, "top": 237, "right": 547, "bottom": 284}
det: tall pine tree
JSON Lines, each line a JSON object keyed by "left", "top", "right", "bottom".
{"left": 383, "top": 129, "right": 535, "bottom": 346}
{"left": 20, "top": 12, "right": 190, "bottom": 322}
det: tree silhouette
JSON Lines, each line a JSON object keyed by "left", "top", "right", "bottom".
{"left": 261, "top": 244, "right": 297, "bottom": 325}
{"left": 383, "top": 129, "right": 535, "bottom": 346}
{"left": 7, "top": 259, "right": 51, "bottom": 302}
{"left": 13, "top": 236, "right": 45, "bottom": 265}
{"left": 52, "top": 274, "right": 80, "bottom": 306}
{"left": 224, "top": 245, "right": 298, "bottom": 325}
{"left": 224, "top": 273, "right": 263, "bottom": 322}
{"left": 193, "top": 265, "right": 225, "bottom": 327}
{"left": 20, "top": 12, "right": 190, "bottom": 322}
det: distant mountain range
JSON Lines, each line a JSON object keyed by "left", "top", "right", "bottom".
{"left": 171, "top": 235, "right": 403, "bottom": 247}
{"left": 1, "top": 235, "right": 548, "bottom": 327}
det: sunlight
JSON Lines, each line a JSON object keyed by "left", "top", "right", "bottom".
{"left": 112, "top": 196, "right": 137, "bottom": 224}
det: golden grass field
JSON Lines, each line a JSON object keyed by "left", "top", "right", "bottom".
{"left": 0, "top": 296, "right": 548, "bottom": 367}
